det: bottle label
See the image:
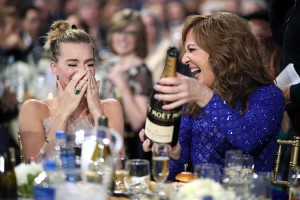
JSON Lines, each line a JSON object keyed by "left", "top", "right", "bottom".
{"left": 145, "top": 104, "right": 181, "bottom": 143}
{"left": 145, "top": 118, "right": 174, "bottom": 143}
{"left": 33, "top": 186, "right": 55, "bottom": 200}
{"left": 60, "top": 151, "right": 76, "bottom": 169}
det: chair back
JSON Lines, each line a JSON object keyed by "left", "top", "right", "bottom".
{"left": 272, "top": 136, "right": 300, "bottom": 187}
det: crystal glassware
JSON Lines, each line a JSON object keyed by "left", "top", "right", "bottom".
{"left": 124, "top": 159, "right": 150, "bottom": 200}
{"left": 113, "top": 155, "right": 128, "bottom": 194}
{"left": 152, "top": 143, "right": 170, "bottom": 196}
{"left": 194, "top": 163, "right": 221, "bottom": 183}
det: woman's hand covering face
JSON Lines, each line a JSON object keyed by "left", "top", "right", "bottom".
{"left": 56, "top": 69, "right": 89, "bottom": 118}
{"left": 86, "top": 70, "right": 102, "bottom": 117}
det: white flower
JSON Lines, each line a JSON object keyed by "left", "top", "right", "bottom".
{"left": 14, "top": 162, "right": 43, "bottom": 185}
{"left": 174, "top": 179, "right": 235, "bottom": 200}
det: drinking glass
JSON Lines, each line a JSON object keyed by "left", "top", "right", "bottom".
{"left": 124, "top": 159, "right": 151, "bottom": 200}
{"left": 113, "top": 155, "right": 128, "bottom": 194}
{"left": 249, "top": 172, "right": 272, "bottom": 200}
{"left": 151, "top": 143, "right": 170, "bottom": 196}
{"left": 222, "top": 150, "right": 243, "bottom": 198}
{"left": 289, "top": 166, "right": 300, "bottom": 200}
{"left": 242, "top": 154, "right": 254, "bottom": 175}
{"left": 194, "top": 163, "right": 221, "bottom": 183}
{"left": 241, "top": 154, "right": 255, "bottom": 199}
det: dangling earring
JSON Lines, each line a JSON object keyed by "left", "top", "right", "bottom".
{"left": 56, "top": 75, "right": 59, "bottom": 80}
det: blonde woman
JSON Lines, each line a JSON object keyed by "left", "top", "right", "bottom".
{"left": 18, "top": 20, "right": 124, "bottom": 162}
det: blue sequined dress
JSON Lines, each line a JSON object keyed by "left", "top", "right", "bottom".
{"left": 168, "top": 85, "right": 285, "bottom": 181}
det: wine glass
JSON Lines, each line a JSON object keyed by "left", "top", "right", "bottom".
{"left": 151, "top": 143, "right": 170, "bottom": 196}
{"left": 124, "top": 159, "right": 150, "bottom": 200}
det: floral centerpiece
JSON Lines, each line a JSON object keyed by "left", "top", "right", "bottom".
{"left": 171, "top": 179, "right": 236, "bottom": 200}
{"left": 14, "top": 162, "right": 43, "bottom": 198}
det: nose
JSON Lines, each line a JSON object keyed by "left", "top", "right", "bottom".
{"left": 83, "top": 64, "right": 88, "bottom": 70}
{"left": 182, "top": 52, "right": 189, "bottom": 65}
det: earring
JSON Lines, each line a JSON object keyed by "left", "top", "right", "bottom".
{"left": 56, "top": 76, "right": 59, "bottom": 80}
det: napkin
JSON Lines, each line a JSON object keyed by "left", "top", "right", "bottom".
{"left": 275, "top": 63, "right": 300, "bottom": 88}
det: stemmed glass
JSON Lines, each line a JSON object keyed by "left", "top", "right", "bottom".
{"left": 151, "top": 143, "right": 170, "bottom": 196}
{"left": 124, "top": 159, "right": 150, "bottom": 200}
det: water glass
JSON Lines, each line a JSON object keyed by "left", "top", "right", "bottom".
{"left": 289, "top": 166, "right": 300, "bottom": 200}
{"left": 113, "top": 155, "right": 128, "bottom": 193}
{"left": 225, "top": 150, "right": 243, "bottom": 169}
{"left": 242, "top": 154, "right": 254, "bottom": 175}
{"left": 194, "top": 163, "right": 221, "bottom": 183}
{"left": 248, "top": 172, "right": 272, "bottom": 200}
{"left": 223, "top": 150, "right": 244, "bottom": 198}
{"left": 124, "top": 159, "right": 151, "bottom": 199}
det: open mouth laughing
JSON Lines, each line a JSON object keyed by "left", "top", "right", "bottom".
{"left": 190, "top": 67, "right": 201, "bottom": 78}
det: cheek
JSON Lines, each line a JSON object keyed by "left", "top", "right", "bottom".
{"left": 90, "top": 67, "right": 96, "bottom": 75}
{"left": 205, "top": 72, "right": 216, "bottom": 88}
{"left": 200, "top": 67, "right": 216, "bottom": 88}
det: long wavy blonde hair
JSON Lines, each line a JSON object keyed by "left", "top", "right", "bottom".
{"left": 182, "top": 12, "right": 274, "bottom": 116}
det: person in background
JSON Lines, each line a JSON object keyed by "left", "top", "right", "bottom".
{"left": 140, "top": 12, "right": 285, "bottom": 180}
{"left": 101, "top": 8, "right": 153, "bottom": 160}
{"left": 239, "top": 0, "right": 268, "bottom": 16}
{"left": 243, "top": 11, "right": 280, "bottom": 79}
{"left": 18, "top": 20, "right": 124, "bottom": 162}
{"left": 0, "top": 6, "right": 26, "bottom": 63}
{"left": 141, "top": 9, "right": 170, "bottom": 84}
{"left": 19, "top": 5, "right": 44, "bottom": 65}
{"left": 270, "top": 0, "right": 300, "bottom": 189}
{"left": 66, "top": 13, "right": 89, "bottom": 33}
{"left": 270, "top": 0, "right": 300, "bottom": 126}
{"left": 78, "top": 0, "right": 106, "bottom": 57}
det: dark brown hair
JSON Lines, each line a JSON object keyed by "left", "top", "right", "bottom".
{"left": 182, "top": 12, "right": 274, "bottom": 115}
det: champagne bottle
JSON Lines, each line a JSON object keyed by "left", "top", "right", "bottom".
{"left": 145, "top": 46, "right": 181, "bottom": 147}
{"left": 92, "top": 116, "right": 115, "bottom": 194}
{"left": 0, "top": 132, "right": 17, "bottom": 199}
{"left": 91, "top": 116, "right": 111, "bottom": 161}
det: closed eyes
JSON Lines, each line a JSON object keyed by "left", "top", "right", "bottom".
{"left": 68, "top": 63, "right": 95, "bottom": 67}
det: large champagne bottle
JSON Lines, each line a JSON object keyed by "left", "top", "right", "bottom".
{"left": 145, "top": 46, "right": 181, "bottom": 147}
{"left": 0, "top": 132, "right": 17, "bottom": 199}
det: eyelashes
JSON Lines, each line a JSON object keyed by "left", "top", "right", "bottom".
{"left": 68, "top": 64, "right": 95, "bottom": 67}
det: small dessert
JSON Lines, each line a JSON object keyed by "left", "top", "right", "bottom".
{"left": 175, "top": 164, "right": 196, "bottom": 183}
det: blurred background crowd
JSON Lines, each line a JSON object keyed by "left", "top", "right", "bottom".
{"left": 0, "top": 0, "right": 296, "bottom": 165}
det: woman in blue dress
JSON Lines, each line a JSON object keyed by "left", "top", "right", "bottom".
{"left": 140, "top": 12, "right": 285, "bottom": 181}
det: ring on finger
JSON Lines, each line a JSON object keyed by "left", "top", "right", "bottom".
{"left": 74, "top": 88, "right": 81, "bottom": 95}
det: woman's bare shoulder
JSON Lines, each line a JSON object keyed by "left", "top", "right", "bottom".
{"left": 19, "top": 98, "right": 56, "bottom": 117}
{"left": 21, "top": 99, "right": 51, "bottom": 109}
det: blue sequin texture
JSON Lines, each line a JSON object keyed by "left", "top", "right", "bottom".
{"left": 168, "top": 85, "right": 284, "bottom": 181}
